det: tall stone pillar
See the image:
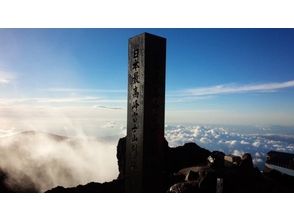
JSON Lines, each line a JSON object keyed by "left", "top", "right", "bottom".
{"left": 125, "top": 33, "right": 166, "bottom": 192}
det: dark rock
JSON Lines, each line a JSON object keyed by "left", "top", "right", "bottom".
{"left": 46, "top": 179, "right": 124, "bottom": 193}
{"left": 116, "top": 137, "right": 126, "bottom": 179}
{"left": 167, "top": 142, "right": 211, "bottom": 173}
{"left": 263, "top": 168, "right": 294, "bottom": 192}
{"left": 198, "top": 170, "right": 217, "bottom": 193}
{"left": 239, "top": 153, "right": 254, "bottom": 172}
{"left": 169, "top": 172, "right": 186, "bottom": 185}
{"left": 185, "top": 170, "right": 199, "bottom": 181}
{"left": 168, "top": 181, "right": 199, "bottom": 193}
{"left": 222, "top": 164, "right": 274, "bottom": 193}
{"left": 208, "top": 151, "right": 225, "bottom": 169}
{"left": 224, "top": 155, "right": 241, "bottom": 167}
{"left": 0, "top": 170, "right": 13, "bottom": 193}
{"left": 0, "top": 169, "right": 38, "bottom": 193}
{"left": 116, "top": 137, "right": 209, "bottom": 179}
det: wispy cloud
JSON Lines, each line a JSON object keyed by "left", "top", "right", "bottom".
{"left": 0, "top": 78, "right": 9, "bottom": 84}
{"left": 35, "top": 96, "right": 102, "bottom": 104}
{"left": 93, "top": 105, "right": 124, "bottom": 110}
{"left": 0, "top": 97, "right": 99, "bottom": 105}
{"left": 0, "top": 96, "right": 126, "bottom": 105}
{"left": 0, "top": 70, "right": 14, "bottom": 85}
{"left": 166, "top": 95, "right": 214, "bottom": 103}
{"left": 45, "top": 88, "right": 126, "bottom": 93}
{"left": 180, "top": 80, "right": 294, "bottom": 97}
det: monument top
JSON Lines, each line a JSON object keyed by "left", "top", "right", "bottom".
{"left": 129, "top": 32, "right": 166, "bottom": 40}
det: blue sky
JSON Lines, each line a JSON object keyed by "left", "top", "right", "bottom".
{"left": 0, "top": 29, "right": 294, "bottom": 126}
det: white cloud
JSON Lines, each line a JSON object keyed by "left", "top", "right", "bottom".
{"left": 46, "top": 88, "right": 126, "bottom": 93}
{"left": 0, "top": 96, "right": 126, "bottom": 106}
{"left": 0, "top": 70, "right": 14, "bottom": 85}
{"left": 0, "top": 78, "right": 10, "bottom": 84}
{"left": 0, "top": 103, "right": 127, "bottom": 191}
{"left": 0, "top": 131, "right": 119, "bottom": 192}
{"left": 0, "top": 101, "right": 127, "bottom": 141}
{"left": 200, "top": 137, "right": 211, "bottom": 144}
{"left": 253, "top": 158, "right": 264, "bottom": 165}
{"left": 35, "top": 96, "right": 102, "bottom": 103}
{"left": 255, "top": 152, "right": 261, "bottom": 157}
{"left": 252, "top": 141, "right": 261, "bottom": 147}
{"left": 1, "top": 119, "right": 294, "bottom": 191}
{"left": 225, "top": 140, "right": 238, "bottom": 146}
{"left": 164, "top": 124, "right": 294, "bottom": 170}
{"left": 102, "top": 121, "right": 117, "bottom": 128}
{"left": 93, "top": 105, "right": 124, "bottom": 110}
{"left": 0, "top": 128, "right": 17, "bottom": 138}
{"left": 240, "top": 140, "right": 250, "bottom": 145}
{"left": 231, "top": 149, "right": 244, "bottom": 157}
{"left": 179, "top": 80, "right": 294, "bottom": 97}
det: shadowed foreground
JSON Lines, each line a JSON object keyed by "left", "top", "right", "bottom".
{"left": 46, "top": 137, "right": 294, "bottom": 193}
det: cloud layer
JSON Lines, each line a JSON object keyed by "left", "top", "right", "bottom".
{"left": 0, "top": 108, "right": 126, "bottom": 192}
{"left": 1, "top": 113, "right": 294, "bottom": 192}
{"left": 165, "top": 124, "right": 294, "bottom": 169}
{"left": 178, "top": 80, "right": 294, "bottom": 97}
{"left": 0, "top": 130, "right": 120, "bottom": 192}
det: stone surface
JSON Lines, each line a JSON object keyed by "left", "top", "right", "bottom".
{"left": 208, "top": 151, "right": 225, "bottom": 169}
{"left": 239, "top": 153, "right": 254, "bottom": 173}
{"left": 167, "top": 142, "right": 211, "bottom": 173}
{"left": 168, "top": 181, "right": 200, "bottom": 193}
{"left": 116, "top": 137, "right": 126, "bottom": 180}
{"left": 198, "top": 171, "right": 217, "bottom": 193}
{"left": 185, "top": 170, "right": 199, "bottom": 181}
{"left": 126, "top": 33, "right": 166, "bottom": 192}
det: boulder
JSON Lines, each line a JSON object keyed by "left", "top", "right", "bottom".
{"left": 185, "top": 170, "right": 199, "bottom": 181}
{"left": 208, "top": 151, "right": 225, "bottom": 169}
{"left": 167, "top": 142, "right": 211, "bottom": 173}
{"left": 198, "top": 170, "right": 217, "bottom": 193}
{"left": 116, "top": 137, "right": 210, "bottom": 180}
{"left": 239, "top": 153, "right": 254, "bottom": 174}
{"left": 116, "top": 137, "right": 126, "bottom": 179}
{"left": 168, "top": 181, "right": 199, "bottom": 193}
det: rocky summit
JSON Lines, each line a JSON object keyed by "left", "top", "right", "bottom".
{"left": 46, "top": 137, "right": 294, "bottom": 193}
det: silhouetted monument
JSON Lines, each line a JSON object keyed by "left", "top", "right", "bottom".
{"left": 125, "top": 33, "right": 166, "bottom": 192}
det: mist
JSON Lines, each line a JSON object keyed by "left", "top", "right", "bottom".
{"left": 0, "top": 105, "right": 127, "bottom": 192}
{"left": 0, "top": 130, "right": 121, "bottom": 192}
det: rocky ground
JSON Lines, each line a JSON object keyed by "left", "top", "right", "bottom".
{"left": 46, "top": 137, "right": 294, "bottom": 193}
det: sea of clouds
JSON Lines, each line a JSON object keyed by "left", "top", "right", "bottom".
{"left": 165, "top": 124, "right": 294, "bottom": 169}
{"left": 0, "top": 119, "right": 124, "bottom": 192}
{"left": 1, "top": 120, "right": 294, "bottom": 192}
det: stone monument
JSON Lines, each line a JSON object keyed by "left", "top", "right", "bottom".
{"left": 125, "top": 33, "right": 166, "bottom": 192}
